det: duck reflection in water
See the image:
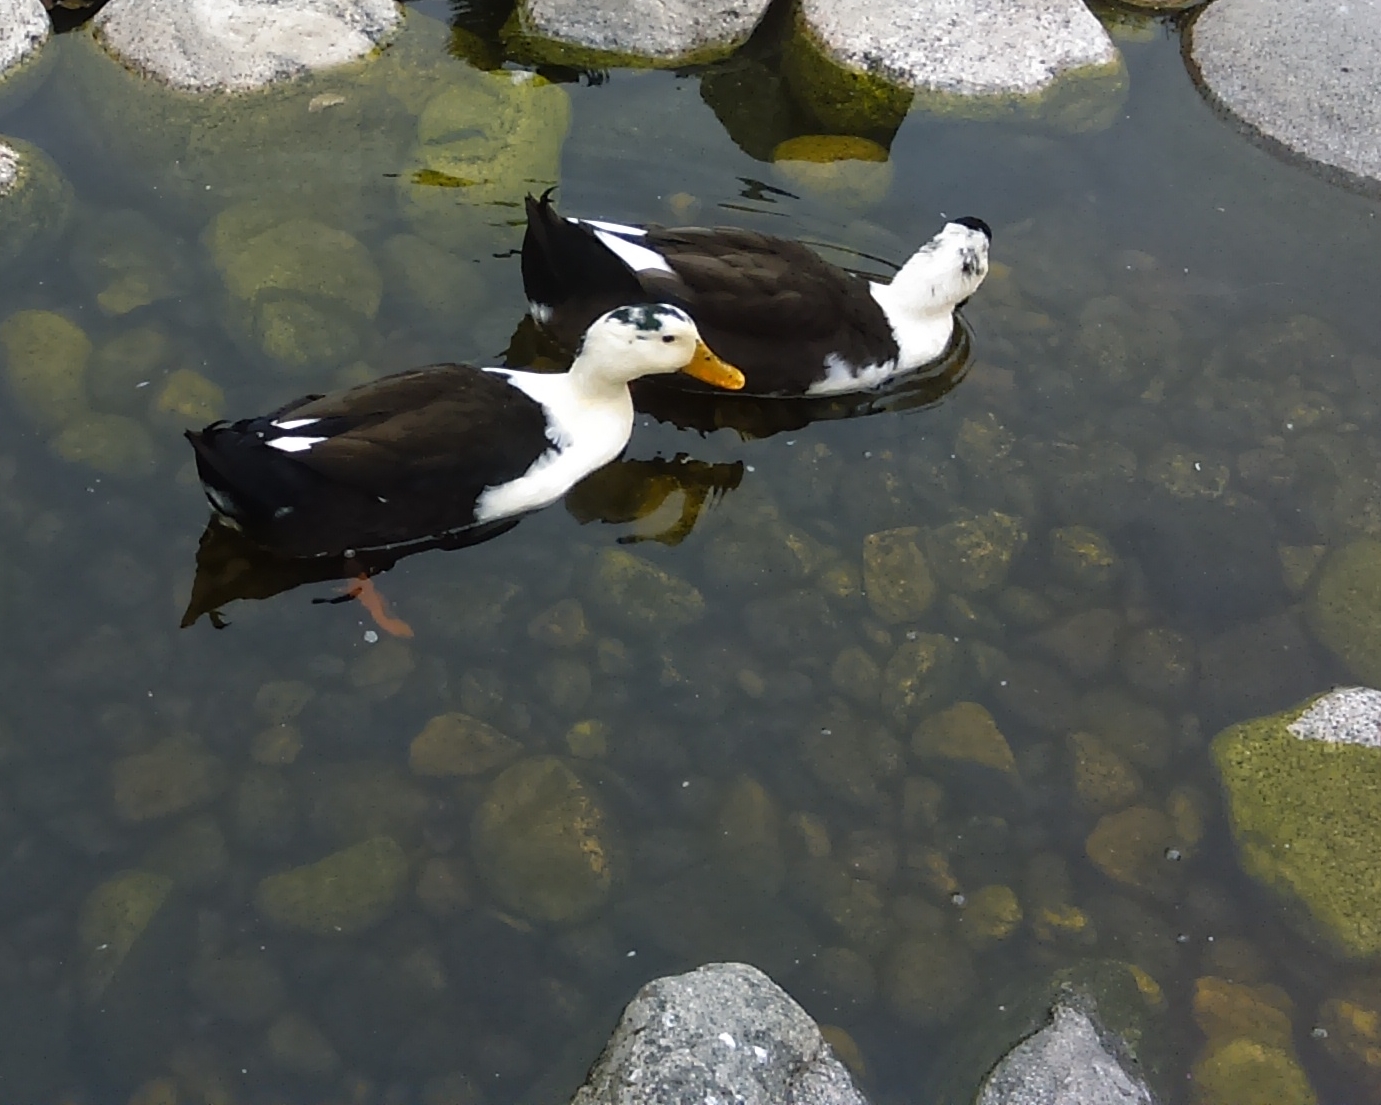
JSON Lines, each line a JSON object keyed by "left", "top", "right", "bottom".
{"left": 180, "top": 454, "right": 744, "bottom": 632}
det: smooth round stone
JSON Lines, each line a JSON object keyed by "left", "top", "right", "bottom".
{"left": 410, "top": 712, "right": 523, "bottom": 777}
{"left": 255, "top": 836, "right": 409, "bottom": 935}
{"left": 471, "top": 757, "right": 619, "bottom": 923}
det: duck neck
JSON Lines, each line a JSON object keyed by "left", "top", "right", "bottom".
{"left": 566, "top": 356, "right": 637, "bottom": 412}
{"left": 869, "top": 248, "right": 949, "bottom": 325}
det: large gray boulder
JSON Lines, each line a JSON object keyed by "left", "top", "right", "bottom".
{"left": 977, "top": 1004, "right": 1156, "bottom": 1105}
{"left": 1189, "top": 0, "right": 1381, "bottom": 189}
{"left": 570, "top": 962, "right": 868, "bottom": 1105}
{"left": 796, "top": 0, "right": 1118, "bottom": 97}
{"left": 510, "top": 0, "right": 773, "bottom": 66}
{"left": 0, "top": 0, "right": 48, "bottom": 89}
{"left": 93, "top": 0, "right": 402, "bottom": 93}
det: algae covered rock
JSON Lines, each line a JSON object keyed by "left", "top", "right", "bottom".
{"left": 781, "top": 21, "right": 912, "bottom": 136}
{"left": 409, "top": 711, "right": 522, "bottom": 776}
{"left": 397, "top": 69, "right": 570, "bottom": 252}
{"left": 883, "top": 930, "right": 977, "bottom": 1026}
{"left": 1213, "top": 688, "right": 1381, "bottom": 957}
{"left": 207, "top": 203, "right": 382, "bottom": 372}
{"left": 1189, "top": 1038, "right": 1316, "bottom": 1105}
{"left": 471, "top": 756, "right": 618, "bottom": 923}
{"left": 913, "top": 701, "right": 1016, "bottom": 775}
{"left": 79, "top": 870, "right": 174, "bottom": 1003}
{"left": 70, "top": 208, "right": 187, "bottom": 317}
{"left": 0, "top": 308, "right": 90, "bottom": 429}
{"left": 926, "top": 511, "right": 1027, "bottom": 594}
{"left": 111, "top": 740, "right": 225, "bottom": 822}
{"left": 1307, "top": 538, "right": 1381, "bottom": 684}
{"left": 0, "top": 136, "right": 73, "bottom": 273}
{"left": 587, "top": 548, "right": 704, "bottom": 634}
{"left": 862, "top": 526, "right": 935, "bottom": 624}
{"left": 771, "top": 135, "right": 894, "bottom": 208}
{"left": 255, "top": 836, "right": 409, "bottom": 935}
{"left": 52, "top": 413, "right": 160, "bottom": 479}
{"left": 1085, "top": 806, "right": 1181, "bottom": 897}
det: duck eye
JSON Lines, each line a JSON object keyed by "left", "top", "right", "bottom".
{"left": 661, "top": 334, "right": 675, "bottom": 343}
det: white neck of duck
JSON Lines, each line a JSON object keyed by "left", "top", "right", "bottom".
{"left": 869, "top": 231, "right": 987, "bottom": 369}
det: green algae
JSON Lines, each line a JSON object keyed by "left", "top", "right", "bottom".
{"left": 0, "top": 135, "right": 73, "bottom": 273}
{"left": 1213, "top": 695, "right": 1381, "bottom": 957}
{"left": 781, "top": 20, "right": 912, "bottom": 138}
{"left": 1307, "top": 538, "right": 1381, "bottom": 685}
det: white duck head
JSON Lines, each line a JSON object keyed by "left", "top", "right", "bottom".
{"left": 869, "top": 217, "right": 992, "bottom": 368}
{"left": 570, "top": 303, "right": 745, "bottom": 392}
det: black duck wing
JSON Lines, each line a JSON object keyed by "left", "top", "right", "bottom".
{"left": 187, "top": 365, "right": 553, "bottom": 557}
{"left": 522, "top": 191, "right": 654, "bottom": 345}
{"left": 645, "top": 227, "right": 897, "bottom": 395}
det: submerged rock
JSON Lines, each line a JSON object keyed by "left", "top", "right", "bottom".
{"left": 1213, "top": 688, "right": 1381, "bottom": 956}
{"left": 913, "top": 701, "right": 1017, "bottom": 775}
{"left": 1308, "top": 538, "right": 1381, "bottom": 685}
{"left": 883, "top": 930, "right": 978, "bottom": 1026}
{"left": 0, "top": 136, "right": 72, "bottom": 274}
{"left": 51, "top": 412, "right": 160, "bottom": 479}
{"left": 397, "top": 69, "right": 570, "bottom": 252}
{"left": 71, "top": 208, "right": 187, "bottom": 317}
{"left": 570, "top": 962, "right": 866, "bottom": 1105}
{"left": 926, "top": 511, "right": 1027, "bottom": 594}
{"left": 207, "top": 203, "right": 382, "bottom": 372}
{"left": 111, "top": 740, "right": 225, "bottom": 823}
{"left": 506, "top": 0, "right": 772, "bottom": 67}
{"left": 471, "top": 757, "right": 619, "bottom": 923}
{"left": 79, "top": 870, "right": 174, "bottom": 1004}
{"left": 977, "top": 1004, "right": 1155, "bottom": 1105}
{"left": 861, "top": 526, "right": 935, "bottom": 624}
{"left": 0, "top": 309, "right": 90, "bottom": 429}
{"left": 587, "top": 548, "right": 704, "bottom": 634}
{"left": 771, "top": 135, "right": 894, "bottom": 208}
{"left": 255, "top": 836, "right": 409, "bottom": 935}
{"left": 410, "top": 712, "right": 523, "bottom": 777}
{"left": 93, "top": 0, "right": 401, "bottom": 93}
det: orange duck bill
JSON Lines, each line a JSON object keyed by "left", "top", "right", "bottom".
{"left": 681, "top": 341, "right": 745, "bottom": 390}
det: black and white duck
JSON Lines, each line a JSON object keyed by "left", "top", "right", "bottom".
{"left": 185, "top": 304, "right": 745, "bottom": 559}
{"left": 520, "top": 190, "right": 991, "bottom": 397}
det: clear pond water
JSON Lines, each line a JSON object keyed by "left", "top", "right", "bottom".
{"left": 0, "top": 2, "right": 1378, "bottom": 1103}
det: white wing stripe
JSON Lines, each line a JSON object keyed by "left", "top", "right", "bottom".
{"left": 267, "top": 436, "right": 327, "bottom": 453}
{"left": 592, "top": 229, "right": 674, "bottom": 274}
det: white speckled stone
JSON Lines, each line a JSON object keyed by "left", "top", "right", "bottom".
{"left": 515, "top": 0, "right": 773, "bottom": 63}
{"left": 1288, "top": 687, "right": 1381, "bottom": 747}
{"left": 570, "top": 963, "right": 867, "bottom": 1105}
{"left": 978, "top": 1005, "right": 1155, "bottom": 1105}
{"left": 798, "top": 0, "right": 1118, "bottom": 97}
{"left": 0, "top": 0, "right": 49, "bottom": 83}
{"left": 1190, "top": 0, "right": 1381, "bottom": 189}
{"left": 93, "top": 0, "right": 402, "bottom": 93}
{"left": 0, "top": 142, "right": 18, "bottom": 194}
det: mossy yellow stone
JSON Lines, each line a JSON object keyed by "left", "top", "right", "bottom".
{"left": 1318, "top": 987, "right": 1381, "bottom": 1089}
{"left": 861, "top": 527, "right": 935, "bottom": 624}
{"left": 0, "top": 136, "right": 74, "bottom": 271}
{"left": 471, "top": 757, "right": 618, "bottom": 923}
{"left": 926, "top": 511, "right": 1027, "bottom": 594}
{"left": 1213, "top": 695, "right": 1381, "bottom": 956}
{"left": 587, "top": 548, "right": 704, "bottom": 633}
{"left": 1192, "top": 976, "right": 1295, "bottom": 1050}
{"left": 565, "top": 719, "right": 610, "bottom": 759}
{"left": 881, "top": 633, "right": 960, "bottom": 723}
{"left": 398, "top": 70, "right": 570, "bottom": 250}
{"left": 216, "top": 216, "right": 383, "bottom": 319}
{"left": 1069, "top": 730, "right": 1142, "bottom": 813}
{"left": 1190, "top": 1038, "right": 1317, "bottom": 1105}
{"left": 79, "top": 870, "right": 174, "bottom": 1003}
{"left": 960, "top": 884, "right": 1022, "bottom": 946}
{"left": 1085, "top": 806, "right": 1179, "bottom": 894}
{"left": 255, "top": 837, "right": 409, "bottom": 935}
{"left": 914, "top": 701, "right": 1017, "bottom": 774}
{"left": 0, "top": 309, "right": 90, "bottom": 428}
{"left": 772, "top": 135, "right": 894, "bottom": 208}
{"left": 1050, "top": 524, "right": 1119, "bottom": 588}
{"left": 1307, "top": 539, "right": 1381, "bottom": 684}
{"left": 151, "top": 369, "right": 224, "bottom": 427}
{"left": 51, "top": 413, "right": 160, "bottom": 479}
{"left": 409, "top": 712, "right": 522, "bottom": 777}
{"left": 780, "top": 21, "right": 912, "bottom": 135}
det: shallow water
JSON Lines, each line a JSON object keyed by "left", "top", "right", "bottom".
{"left": 0, "top": 3, "right": 1379, "bottom": 1103}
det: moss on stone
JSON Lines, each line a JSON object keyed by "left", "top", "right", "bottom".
{"left": 781, "top": 20, "right": 912, "bottom": 137}
{"left": 0, "top": 135, "right": 73, "bottom": 273}
{"left": 256, "top": 836, "right": 409, "bottom": 935}
{"left": 1308, "top": 539, "right": 1381, "bottom": 685}
{"left": 1213, "top": 695, "right": 1381, "bottom": 957}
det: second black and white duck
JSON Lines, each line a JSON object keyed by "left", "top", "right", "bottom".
{"left": 521, "top": 190, "right": 992, "bottom": 397}
{"left": 185, "top": 304, "right": 745, "bottom": 559}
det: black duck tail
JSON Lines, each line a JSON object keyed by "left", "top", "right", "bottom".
{"left": 185, "top": 425, "right": 313, "bottom": 527}
{"left": 521, "top": 188, "right": 645, "bottom": 314}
